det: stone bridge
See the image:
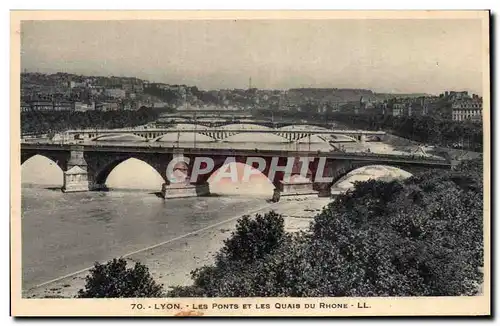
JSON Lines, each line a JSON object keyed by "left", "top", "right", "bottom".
{"left": 20, "top": 142, "right": 452, "bottom": 200}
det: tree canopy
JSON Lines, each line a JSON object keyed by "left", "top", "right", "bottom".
{"left": 168, "top": 158, "right": 484, "bottom": 297}
{"left": 21, "top": 107, "right": 160, "bottom": 135}
{"left": 77, "top": 258, "right": 164, "bottom": 298}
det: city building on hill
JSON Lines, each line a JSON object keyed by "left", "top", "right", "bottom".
{"left": 122, "top": 83, "right": 134, "bottom": 93}
{"left": 451, "top": 98, "right": 483, "bottom": 122}
{"left": 95, "top": 102, "right": 119, "bottom": 111}
{"left": 21, "top": 101, "right": 31, "bottom": 112}
{"left": 74, "top": 101, "right": 95, "bottom": 112}
{"left": 53, "top": 100, "right": 74, "bottom": 111}
{"left": 448, "top": 91, "right": 470, "bottom": 101}
{"left": 90, "top": 86, "right": 105, "bottom": 96}
{"left": 359, "top": 96, "right": 376, "bottom": 110}
{"left": 104, "top": 88, "right": 127, "bottom": 99}
{"left": 441, "top": 90, "right": 471, "bottom": 101}
{"left": 391, "top": 103, "right": 406, "bottom": 117}
{"left": 70, "top": 87, "right": 91, "bottom": 101}
{"left": 25, "top": 100, "right": 75, "bottom": 111}
{"left": 69, "top": 81, "right": 85, "bottom": 88}
{"left": 152, "top": 101, "right": 168, "bottom": 109}
{"left": 121, "top": 101, "right": 134, "bottom": 111}
{"left": 31, "top": 100, "right": 55, "bottom": 111}
{"left": 384, "top": 97, "right": 431, "bottom": 117}
{"left": 133, "top": 83, "right": 144, "bottom": 94}
{"left": 408, "top": 100, "right": 428, "bottom": 117}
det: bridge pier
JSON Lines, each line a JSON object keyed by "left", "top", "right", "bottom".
{"left": 62, "top": 146, "right": 90, "bottom": 193}
{"left": 270, "top": 158, "right": 319, "bottom": 201}
{"left": 160, "top": 151, "right": 210, "bottom": 199}
{"left": 273, "top": 178, "right": 318, "bottom": 201}
{"left": 161, "top": 182, "right": 210, "bottom": 199}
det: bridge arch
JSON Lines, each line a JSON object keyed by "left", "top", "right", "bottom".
{"left": 329, "top": 164, "right": 413, "bottom": 195}
{"left": 91, "top": 133, "right": 149, "bottom": 142}
{"left": 93, "top": 157, "right": 166, "bottom": 190}
{"left": 278, "top": 124, "right": 331, "bottom": 131}
{"left": 364, "top": 135, "right": 383, "bottom": 142}
{"left": 195, "top": 156, "right": 313, "bottom": 195}
{"left": 153, "top": 132, "right": 216, "bottom": 143}
{"left": 21, "top": 152, "right": 68, "bottom": 171}
{"left": 198, "top": 120, "right": 271, "bottom": 128}
{"left": 173, "top": 123, "right": 209, "bottom": 130}
{"left": 221, "top": 132, "right": 289, "bottom": 143}
{"left": 220, "top": 123, "right": 273, "bottom": 131}
{"left": 296, "top": 134, "right": 330, "bottom": 144}
{"left": 21, "top": 154, "right": 65, "bottom": 186}
{"left": 329, "top": 134, "right": 359, "bottom": 143}
{"left": 206, "top": 160, "right": 276, "bottom": 197}
{"left": 276, "top": 122, "right": 337, "bottom": 129}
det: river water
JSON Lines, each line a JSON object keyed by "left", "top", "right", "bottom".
{"left": 21, "top": 187, "right": 270, "bottom": 291}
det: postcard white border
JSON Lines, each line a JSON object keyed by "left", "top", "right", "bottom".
{"left": 9, "top": 10, "right": 491, "bottom": 317}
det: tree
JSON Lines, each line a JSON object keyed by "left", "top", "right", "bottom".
{"left": 21, "top": 108, "right": 160, "bottom": 135}
{"left": 77, "top": 258, "right": 164, "bottom": 298}
{"left": 325, "top": 111, "right": 482, "bottom": 151}
{"left": 218, "top": 211, "right": 285, "bottom": 264}
{"left": 167, "top": 211, "right": 287, "bottom": 297}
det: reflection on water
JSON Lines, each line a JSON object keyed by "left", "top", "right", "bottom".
{"left": 21, "top": 187, "right": 270, "bottom": 290}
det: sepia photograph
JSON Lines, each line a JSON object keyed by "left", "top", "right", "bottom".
{"left": 10, "top": 10, "right": 490, "bottom": 317}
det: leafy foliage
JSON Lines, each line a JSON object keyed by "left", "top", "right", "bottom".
{"left": 168, "top": 159, "right": 483, "bottom": 297}
{"left": 329, "top": 112, "right": 483, "bottom": 152}
{"left": 168, "top": 211, "right": 287, "bottom": 297}
{"left": 218, "top": 211, "right": 285, "bottom": 264}
{"left": 21, "top": 107, "right": 160, "bottom": 135}
{"left": 77, "top": 258, "right": 164, "bottom": 298}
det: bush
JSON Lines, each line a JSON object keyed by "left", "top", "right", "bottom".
{"left": 167, "top": 211, "right": 287, "bottom": 297}
{"left": 77, "top": 258, "right": 164, "bottom": 298}
{"left": 169, "top": 158, "right": 483, "bottom": 297}
{"left": 218, "top": 210, "right": 285, "bottom": 264}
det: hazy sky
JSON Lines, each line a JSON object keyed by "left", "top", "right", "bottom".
{"left": 20, "top": 19, "right": 484, "bottom": 94}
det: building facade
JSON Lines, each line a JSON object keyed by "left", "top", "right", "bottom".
{"left": 391, "top": 103, "right": 406, "bottom": 117}
{"left": 31, "top": 100, "right": 55, "bottom": 111}
{"left": 451, "top": 99, "right": 483, "bottom": 122}
{"left": 21, "top": 102, "right": 31, "bottom": 112}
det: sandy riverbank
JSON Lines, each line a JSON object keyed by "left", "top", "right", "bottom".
{"left": 23, "top": 197, "right": 332, "bottom": 298}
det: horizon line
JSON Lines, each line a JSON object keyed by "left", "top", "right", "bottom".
{"left": 21, "top": 69, "right": 481, "bottom": 96}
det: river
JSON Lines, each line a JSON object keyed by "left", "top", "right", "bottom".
{"left": 21, "top": 187, "right": 270, "bottom": 291}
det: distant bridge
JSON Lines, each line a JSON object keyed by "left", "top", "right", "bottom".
{"left": 155, "top": 119, "right": 339, "bottom": 129}
{"left": 61, "top": 127, "right": 386, "bottom": 143}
